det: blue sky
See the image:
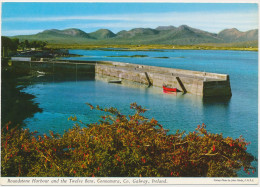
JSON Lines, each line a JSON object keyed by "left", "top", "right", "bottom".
{"left": 1, "top": 3, "right": 258, "bottom": 36}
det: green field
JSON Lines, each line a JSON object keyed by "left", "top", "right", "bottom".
{"left": 45, "top": 43, "right": 258, "bottom": 52}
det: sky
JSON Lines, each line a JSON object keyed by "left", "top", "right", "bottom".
{"left": 1, "top": 3, "right": 258, "bottom": 36}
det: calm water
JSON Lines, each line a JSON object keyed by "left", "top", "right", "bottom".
{"left": 22, "top": 49, "right": 258, "bottom": 177}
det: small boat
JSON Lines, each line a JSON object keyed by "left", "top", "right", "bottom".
{"left": 163, "top": 90, "right": 177, "bottom": 95}
{"left": 108, "top": 80, "right": 122, "bottom": 84}
{"left": 163, "top": 85, "right": 177, "bottom": 92}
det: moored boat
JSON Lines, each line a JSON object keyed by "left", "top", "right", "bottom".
{"left": 108, "top": 80, "right": 122, "bottom": 84}
{"left": 163, "top": 90, "right": 177, "bottom": 95}
{"left": 163, "top": 85, "right": 177, "bottom": 92}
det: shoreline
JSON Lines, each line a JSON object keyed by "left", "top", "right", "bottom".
{"left": 46, "top": 44, "right": 258, "bottom": 52}
{"left": 1, "top": 58, "right": 43, "bottom": 130}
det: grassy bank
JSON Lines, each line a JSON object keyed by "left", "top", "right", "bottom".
{"left": 46, "top": 44, "right": 258, "bottom": 51}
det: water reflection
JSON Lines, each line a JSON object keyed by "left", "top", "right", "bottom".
{"left": 30, "top": 72, "right": 95, "bottom": 83}
{"left": 201, "top": 96, "right": 232, "bottom": 136}
{"left": 1, "top": 64, "right": 43, "bottom": 130}
{"left": 203, "top": 96, "right": 231, "bottom": 106}
{"left": 95, "top": 74, "right": 151, "bottom": 90}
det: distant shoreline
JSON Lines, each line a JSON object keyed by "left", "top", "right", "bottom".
{"left": 46, "top": 44, "right": 258, "bottom": 52}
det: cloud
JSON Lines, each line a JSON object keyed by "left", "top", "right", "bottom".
{"left": 74, "top": 22, "right": 156, "bottom": 30}
{"left": 2, "top": 29, "right": 44, "bottom": 36}
{"left": 3, "top": 11, "right": 258, "bottom": 25}
{"left": 2, "top": 15, "right": 135, "bottom": 22}
{"left": 2, "top": 10, "right": 258, "bottom": 35}
{"left": 72, "top": 11, "right": 258, "bottom": 33}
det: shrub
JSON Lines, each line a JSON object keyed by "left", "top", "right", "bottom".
{"left": 1, "top": 103, "right": 256, "bottom": 177}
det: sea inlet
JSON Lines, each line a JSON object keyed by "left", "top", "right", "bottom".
{"left": 10, "top": 49, "right": 258, "bottom": 177}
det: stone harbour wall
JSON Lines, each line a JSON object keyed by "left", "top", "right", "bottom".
{"left": 95, "top": 61, "right": 232, "bottom": 97}
{"left": 11, "top": 59, "right": 232, "bottom": 97}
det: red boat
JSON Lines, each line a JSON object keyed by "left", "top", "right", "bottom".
{"left": 163, "top": 90, "right": 177, "bottom": 95}
{"left": 163, "top": 85, "right": 177, "bottom": 92}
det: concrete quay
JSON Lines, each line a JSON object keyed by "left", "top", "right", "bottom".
{"left": 10, "top": 59, "right": 232, "bottom": 97}
{"left": 95, "top": 61, "right": 232, "bottom": 97}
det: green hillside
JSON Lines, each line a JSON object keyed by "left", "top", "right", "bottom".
{"left": 8, "top": 25, "right": 258, "bottom": 47}
{"left": 89, "top": 29, "right": 116, "bottom": 39}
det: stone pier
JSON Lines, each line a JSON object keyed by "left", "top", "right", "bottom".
{"left": 10, "top": 59, "right": 232, "bottom": 97}
{"left": 95, "top": 61, "right": 232, "bottom": 97}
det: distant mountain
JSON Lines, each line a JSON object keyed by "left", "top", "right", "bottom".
{"left": 116, "top": 28, "right": 159, "bottom": 38}
{"left": 153, "top": 25, "right": 222, "bottom": 45}
{"left": 9, "top": 25, "right": 258, "bottom": 46}
{"left": 89, "top": 29, "right": 116, "bottom": 39}
{"left": 218, "top": 28, "right": 258, "bottom": 43}
{"left": 37, "top": 28, "right": 91, "bottom": 38}
{"left": 13, "top": 28, "right": 92, "bottom": 44}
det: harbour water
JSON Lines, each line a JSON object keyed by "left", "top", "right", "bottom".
{"left": 22, "top": 49, "right": 258, "bottom": 177}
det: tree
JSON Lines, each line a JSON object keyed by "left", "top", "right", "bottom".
{"left": 19, "top": 40, "right": 47, "bottom": 50}
{"left": 1, "top": 36, "right": 19, "bottom": 57}
{"left": 12, "top": 38, "right": 20, "bottom": 46}
{"left": 1, "top": 103, "right": 256, "bottom": 177}
{"left": 24, "top": 40, "right": 29, "bottom": 48}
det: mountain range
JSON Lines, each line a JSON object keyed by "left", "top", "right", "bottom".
{"left": 10, "top": 25, "right": 258, "bottom": 46}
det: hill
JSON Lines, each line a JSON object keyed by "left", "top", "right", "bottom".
{"left": 218, "top": 28, "right": 258, "bottom": 43}
{"left": 89, "top": 29, "right": 116, "bottom": 39}
{"left": 9, "top": 26, "right": 258, "bottom": 47}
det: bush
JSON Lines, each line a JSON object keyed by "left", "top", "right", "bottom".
{"left": 1, "top": 103, "right": 256, "bottom": 177}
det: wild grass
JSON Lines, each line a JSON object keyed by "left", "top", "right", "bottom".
{"left": 46, "top": 44, "right": 258, "bottom": 51}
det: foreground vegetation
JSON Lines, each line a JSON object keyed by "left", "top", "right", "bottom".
{"left": 1, "top": 103, "right": 255, "bottom": 177}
